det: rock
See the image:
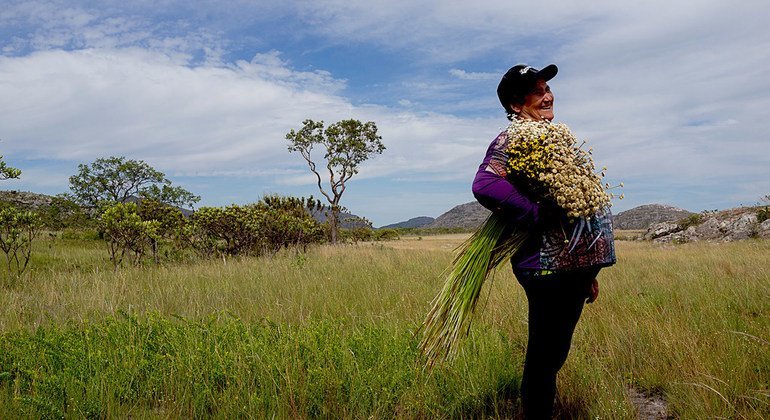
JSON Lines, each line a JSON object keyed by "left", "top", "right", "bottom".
{"left": 722, "top": 213, "right": 758, "bottom": 241}
{"left": 759, "top": 219, "right": 770, "bottom": 239}
{"left": 656, "top": 226, "right": 698, "bottom": 244}
{"left": 691, "top": 217, "right": 723, "bottom": 240}
{"left": 644, "top": 222, "right": 681, "bottom": 240}
{"left": 0, "top": 190, "right": 55, "bottom": 209}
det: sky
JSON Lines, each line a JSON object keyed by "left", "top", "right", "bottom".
{"left": 1, "top": 0, "right": 769, "bottom": 226}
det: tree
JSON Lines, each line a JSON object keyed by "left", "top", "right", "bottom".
{"left": 286, "top": 119, "right": 385, "bottom": 244}
{"left": 0, "top": 207, "right": 39, "bottom": 280}
{"left": 100, "top": 202, "right": 159, "bottom": 270}
{"left": 0, "top": 154, "right": 21, "bottom": 180}
{"left": 69, "top": 156, "right": 200, "bottom": 210}
{"left": 137, "top": 198, "right": 185, "bottom": 263}
{"left": 139, "top": 184, "right": 201, "bottom": 209}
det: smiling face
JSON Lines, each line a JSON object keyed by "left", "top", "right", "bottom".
{"left": 512, "top": 79, "right": 554, "bottom": 121}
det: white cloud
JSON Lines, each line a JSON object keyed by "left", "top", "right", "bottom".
{"left": 0, "top": 47, "right": 497, "bottom": 191}
{"left": 2, "top": 0, "right": 770, "bottom": 223}
{"left": 448, "top": 69, "right": 496, "bottom": 81}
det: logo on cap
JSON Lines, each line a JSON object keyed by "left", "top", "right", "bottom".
{"left": 519, "top": 66, "right": 533, "bottom": 75}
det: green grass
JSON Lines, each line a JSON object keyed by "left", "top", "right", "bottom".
{"left": 0, "top": 313, "right": 522, "bottom": 418}
{"left": 0, "top": 236, "right": 768, "bottom": 418}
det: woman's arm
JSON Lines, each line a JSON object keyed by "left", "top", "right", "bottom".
{"left": 472, "top": 166, "right": 542, "bottom": 225}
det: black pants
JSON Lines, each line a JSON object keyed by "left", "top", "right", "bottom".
{"left": 514, "top": 269, "right": 598, "bottom": 419}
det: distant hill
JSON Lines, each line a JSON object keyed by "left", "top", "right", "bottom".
{"left": 425, "top": 201, "right": 490, "bottom": 230}
{"left": 379, "top": 216, "right": 434, "bottom": 229}
{"left": 416, "top": 201, "right": 695, "bottom": 231}
{"left": 612, "top": 204, "right": 693, "bottom": 230}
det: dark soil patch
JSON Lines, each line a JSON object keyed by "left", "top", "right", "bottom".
{"left": 627, "top": 386, "right": 668, "bottom": 419}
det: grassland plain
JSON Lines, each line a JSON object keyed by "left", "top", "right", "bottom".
{"left": 0, "top": 235, "right": 768, "bottom": 418}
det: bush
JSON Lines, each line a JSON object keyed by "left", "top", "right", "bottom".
{"left": 758, "top": 208, "right": 769, "bottom": 223}
{"left": 341, "top": 227, "right": 374, "bottom": 243}
{"left": 677, "top": 213, "right": 704, "bottom": 230}
{"left": 137, "top": 199, "right": 185, "bottom": 262}
{"left": 757, "top": 194, "right": 770, "bottom": 223}
{"left": 0, "top": 206, "right": 40, "bottom": 279}
{"left": 182, "top": 196, "right": 324, "bottom": 258}
{"left": 374, "top": 229, "right": 400, "bottom": 241}
{"left": 100, "top": 202, "right": 159, "bottom": 269}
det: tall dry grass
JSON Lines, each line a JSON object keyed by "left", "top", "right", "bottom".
{"left": 0, "top": 236, "right": 768, "bottom": 418}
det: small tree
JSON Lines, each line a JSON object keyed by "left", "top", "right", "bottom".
{"left": 185, "top": 205, "right": 263, "bottom": 257}
{"left": 137, "top": 199, "right": 185, "bottom": 263}
{"left": 0, "top": 207, "right": 39, "bottom": 279}
{"left": 286, "top": 119, "right": 385, "bottom": 244}
{"left": 69, "top": 156, "right": 200, "bottom": 210}
{"left": 100, "top": 202, "right": 159, "bottom": 269}
{"left": 255, "top": 195, "right": 324, "bottom": 254}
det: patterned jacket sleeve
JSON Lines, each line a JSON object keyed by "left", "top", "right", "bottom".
{"left": 471, "top": 130, "right": 543, "bottom": 226}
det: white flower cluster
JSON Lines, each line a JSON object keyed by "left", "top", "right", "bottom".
{"left": 505, "top": 120, "right": 618, "bottom": 219}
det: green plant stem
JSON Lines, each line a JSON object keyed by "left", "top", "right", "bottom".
{"left": 418, "top": 213, "right": 526, "bottom": 367}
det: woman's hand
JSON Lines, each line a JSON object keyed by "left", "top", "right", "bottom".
{"left": 586, "top": 278, "right": 599, "bottom": 303}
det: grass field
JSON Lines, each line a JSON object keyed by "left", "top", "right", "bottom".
{"left": 0, "top": 234, "right": 768, "bottom": 418}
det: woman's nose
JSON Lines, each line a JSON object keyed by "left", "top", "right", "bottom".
{"left": 544, "top": 91, "right": 554, "bottom": 102}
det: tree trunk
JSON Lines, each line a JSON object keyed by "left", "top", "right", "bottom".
{"left": 330, "top": 206, "right": 340, "bottom": 244}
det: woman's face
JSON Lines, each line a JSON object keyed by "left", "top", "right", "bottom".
{"left": 514, "top": 79, "right": 554, "bottom": 121}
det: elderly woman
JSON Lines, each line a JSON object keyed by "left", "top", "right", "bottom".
{"left": 472, "top": 64, "right": 615, "bottom": 418}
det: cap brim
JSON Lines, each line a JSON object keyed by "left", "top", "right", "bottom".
{"left": 537, "top": 64, "right": 558, "bottom": 81}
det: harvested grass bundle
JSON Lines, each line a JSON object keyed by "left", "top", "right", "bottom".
{"left": 418, "top": 213, "right": 526, "bottom": 367}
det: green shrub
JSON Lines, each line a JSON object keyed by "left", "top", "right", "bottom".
{"left": 100, "top": 202, "right": 159, "bottom": 269}
{"left": 0, "top": 206, "right": 40, "bottom": 279}
{"left": 677, "top": 213, "right": 703, "bottom": 230}
{"left": 182, "top": 196, "right": 324, "bottom": 258}
{"left": 758, "top": 207, "right": 769, "bottom": 223}
{"left": 374, "top": 228, "right": 400, "bottom": 241}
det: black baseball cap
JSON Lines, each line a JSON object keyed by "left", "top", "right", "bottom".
{"left": 497, "top": 64, "right": 558, "bottom": 112}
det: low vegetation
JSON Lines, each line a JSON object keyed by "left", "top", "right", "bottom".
{"left": 0, "top": 236, "right": 768, "bottom": 418}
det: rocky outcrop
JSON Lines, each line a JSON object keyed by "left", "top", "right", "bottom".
{"left": 426, "top": 201, "right": 491, "bottom": 230}
{"left": 613, "top": 204, "right": 693, "bottom": 230}
{"left": 642, "top": 221, "right": 680, "bottom": 240}
{"left": 645, "top": 207, "right": 768, "bottom": 243}
{"left": 0, "top": 190, "right": 55, "bottom": 209}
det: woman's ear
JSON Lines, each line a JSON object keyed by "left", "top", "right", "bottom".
{"left": 509, "top": 104, "right": 521, "bottom": 114}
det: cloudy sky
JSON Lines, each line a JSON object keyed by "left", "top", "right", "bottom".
{"left": 1, "top": 0, "right": 768, "bottom": 226}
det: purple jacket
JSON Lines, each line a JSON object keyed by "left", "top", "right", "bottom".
{"left": 472, "top": 129, "right": 616, "bottom": 272}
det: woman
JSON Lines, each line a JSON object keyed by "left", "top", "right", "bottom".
{"left": 472, "top": 64, "right": 616, "bottom": 418}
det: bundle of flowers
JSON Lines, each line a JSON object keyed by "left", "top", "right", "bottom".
{"left": 506, "top": 120, "right": 619, "bottom": 218}
{"left": 418, "top": 119, "right": 618, "bottom": 368}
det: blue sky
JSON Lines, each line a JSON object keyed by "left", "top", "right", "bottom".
{"left": 1, "top": 0, "right": 769, "bottom": 226}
